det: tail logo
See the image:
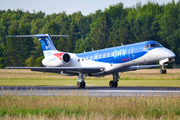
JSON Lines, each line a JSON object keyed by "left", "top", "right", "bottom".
{"left": 39, "top": 38, "right": 56, "bottom": 51}
{"left": 45, "top": 40, "right": 51, "bottom": 50}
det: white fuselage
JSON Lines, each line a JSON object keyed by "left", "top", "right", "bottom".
{"left": 42, "top": 47, "right": 175, "bottom": 76}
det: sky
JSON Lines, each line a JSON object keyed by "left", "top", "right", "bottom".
{"left": 0, "top": 0, "right": 179, "bottom": 15}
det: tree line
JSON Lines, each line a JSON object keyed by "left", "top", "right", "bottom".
{"left": 0, "top": 0, "right": 180, "bottom": 68}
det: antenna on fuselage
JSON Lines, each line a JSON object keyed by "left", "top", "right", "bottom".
{"left": 121, "top": 43, "right": 123, "bottom": 46}
{"left": 91, "top": 48, "right": 93, "bottom": 51}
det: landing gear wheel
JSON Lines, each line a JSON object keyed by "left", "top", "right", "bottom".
{"left": 160, "top": 69, "right": 167, "bottom": 74}
{"left": 164, "top": 69, "right": 167, "bottom": 74}
{"left": 114, "top": 81, "right": 118, "bottom": 87}
{"left": 160, "top": 69, "right": 164, "bottom": 74}
{"left": 77, "top": 81, "right": 86, "bottom": 88}
{"left": 81, "top": 82, "right": 86, "bottom": 88}
{"left": 109, "top": 81, "right": 114, "bottom": 87}
{"left": 109, "top": 81, "right": 118, "bottom": 87}
{"left": 77, "top": 81, "right": 81, "bottom": 88}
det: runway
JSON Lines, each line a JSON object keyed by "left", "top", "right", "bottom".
{"left": 0, "top": 86, "right": 180, "bottom": 97}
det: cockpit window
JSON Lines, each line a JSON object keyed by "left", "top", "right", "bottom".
{"left": 150, "top": 43, "right": 162, "bottom": 48}
{"left": 144, "top": 43, "right": 163, "bottom": 50}
{"left": 143, "top": 44, "right": 149, "bottom": 50}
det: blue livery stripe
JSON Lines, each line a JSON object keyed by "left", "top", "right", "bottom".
{"left": 76, "top": 41, "right": 163, "bottom": 64}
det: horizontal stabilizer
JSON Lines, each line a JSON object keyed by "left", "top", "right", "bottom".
{"left": 7, "top": 34, "right": 69, "bottom": 38}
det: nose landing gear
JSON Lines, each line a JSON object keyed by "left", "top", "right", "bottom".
{"left": 160, "top": 65, "right": 167, "bottom": 74}
{"left": 160, "top": 69, "right": 166, "bottom": 74}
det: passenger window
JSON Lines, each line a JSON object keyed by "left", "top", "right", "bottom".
{"left": 107, "top": 53, "right": 110, "bottom": 57}
{"left": 103, "top": 54, "right": 106, "bottom": 58}
{"left": 119, "top": 50, "right": 121, "bottom": 56}
{"left": 115, "top": 51, "right": 118, "bottom": 56}
{"left": 90, "top": 56, "right": 92, "bottom": 60}
{"left": 111, "top": 52, "right": 114, "bottom": 56}
{"left": 78, "top": 59, "right": 80, "bottom": 62}
{"left": 99, "top": 54, "right": 101, "bottom": 59}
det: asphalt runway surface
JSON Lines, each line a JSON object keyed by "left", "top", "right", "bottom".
{"left": 0, "top": 86, "right": 180, "bottom": 97}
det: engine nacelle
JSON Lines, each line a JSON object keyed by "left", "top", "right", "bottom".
{"left": 42, "top": 53, "right": 71, "bottom": 67}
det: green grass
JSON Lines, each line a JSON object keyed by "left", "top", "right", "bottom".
{"left": 0, "top": 69, "right": 180, "bottom": 86}
{"left": 1, "top": 69, "right": 180, "bottom": 119}
{"left": 1, "top": 95, "right": 180, "bottom": 119}
{"left": 0, "top": 78, "right": 77, "bottom": 86}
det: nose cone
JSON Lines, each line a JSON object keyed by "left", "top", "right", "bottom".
{"left": 158, "top": 48, "right": 176, "bottom": 65}
{"left": 163, "top": 48, "right": 176, "bottom": 58}
{"left": 147, "top": 47, "right": 175, "bottom": 63}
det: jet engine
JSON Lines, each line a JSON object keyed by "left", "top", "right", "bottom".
{"left": 42, "top": 52, "right": 71, "bottom": 67}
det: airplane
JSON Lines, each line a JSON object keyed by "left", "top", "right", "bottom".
{"left": 6, "top": 34, "right": 175, "bottom": 88}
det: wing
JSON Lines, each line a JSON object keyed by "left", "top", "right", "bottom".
{"left": 5, "top": 67, "right": 105, "bottom": 74}
{"left": 123, "top": 64, "right": 167, "bottom": 72}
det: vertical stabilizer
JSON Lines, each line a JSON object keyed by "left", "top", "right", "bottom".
{"left": 36, "top": 34, "right": 58, "bottom": 57}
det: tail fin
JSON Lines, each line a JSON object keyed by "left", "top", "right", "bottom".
{"left": 8, "top": 34, "right": 69, "bottom": 57}
{"left": 36, "top": 34, "right": 58, "bottom": 57}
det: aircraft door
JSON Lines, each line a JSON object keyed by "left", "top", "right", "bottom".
{"left": 128, "top": 47, "right": 135, "bottom": 62}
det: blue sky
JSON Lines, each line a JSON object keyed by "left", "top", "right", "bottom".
{"left": 0, "top": 0, "right": 179, "bottom": 15}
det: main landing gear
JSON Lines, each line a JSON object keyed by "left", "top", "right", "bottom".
{"left": 77, "top": 72, "right": 120, "bottom": 88}
{"left": 77, "top": 73, "right": 86, "bottom": 88}
{"left": 109, "top": 73, "right": 119, "bottom": 88}
{"left": 160, "top": 65, "right": 167, "bottom": 74}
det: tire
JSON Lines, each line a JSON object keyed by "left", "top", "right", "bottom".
{"left": 109, "top": 81, "right": 114, "bottom": 87}
{"left": 81, "top": 82, "right": 86, "bottom": 88}
{"left": 163, "top": 69, "right": 167, "bottom": 74}
{"left": 114, "top": 81, "right": 118, "bottom": 87}
{"left": 160, "top": 69, "right": 164, "bottom": 74}
{"left": 77, "top": 81, "right": 86, "bottom": 88}
{"left": 77, "top": 81, "right": 81, "bottom": 88}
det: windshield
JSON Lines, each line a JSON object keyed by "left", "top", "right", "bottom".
{"left": 144, "top": 43, "right": 163, "bottom": 50}
{"left": 150, "top": 43, "right": 162, "bottom": 48}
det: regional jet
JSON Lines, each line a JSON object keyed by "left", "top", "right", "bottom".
{"left": 6, "top": 34, "right": 175, "bottom": 88}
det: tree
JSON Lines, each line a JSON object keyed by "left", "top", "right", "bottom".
{"left": 1, "top": 1, "right": 180, "bottom": 67}
{"left": 0, "top": 45, "right": 4, "bottom": 67}
{"left": 3, "top": 28, "right": 24, "bottom": 66}
{"left": 18, "top": 21, "right": 35, "bottom": 60}
{"left": 158, "top": 1, "right": 179, "bottom": 47}
{"left": 90, "top": 14, "right": 110, "bottom": 50}
{"left": 30, "top": 18, "right": 45, "bottom": 57}
{"left": 73, "top": 34, "right": 93, "bottom": 53}
{"left": 166, "top": 28, "right": 180, "bottom": 64}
